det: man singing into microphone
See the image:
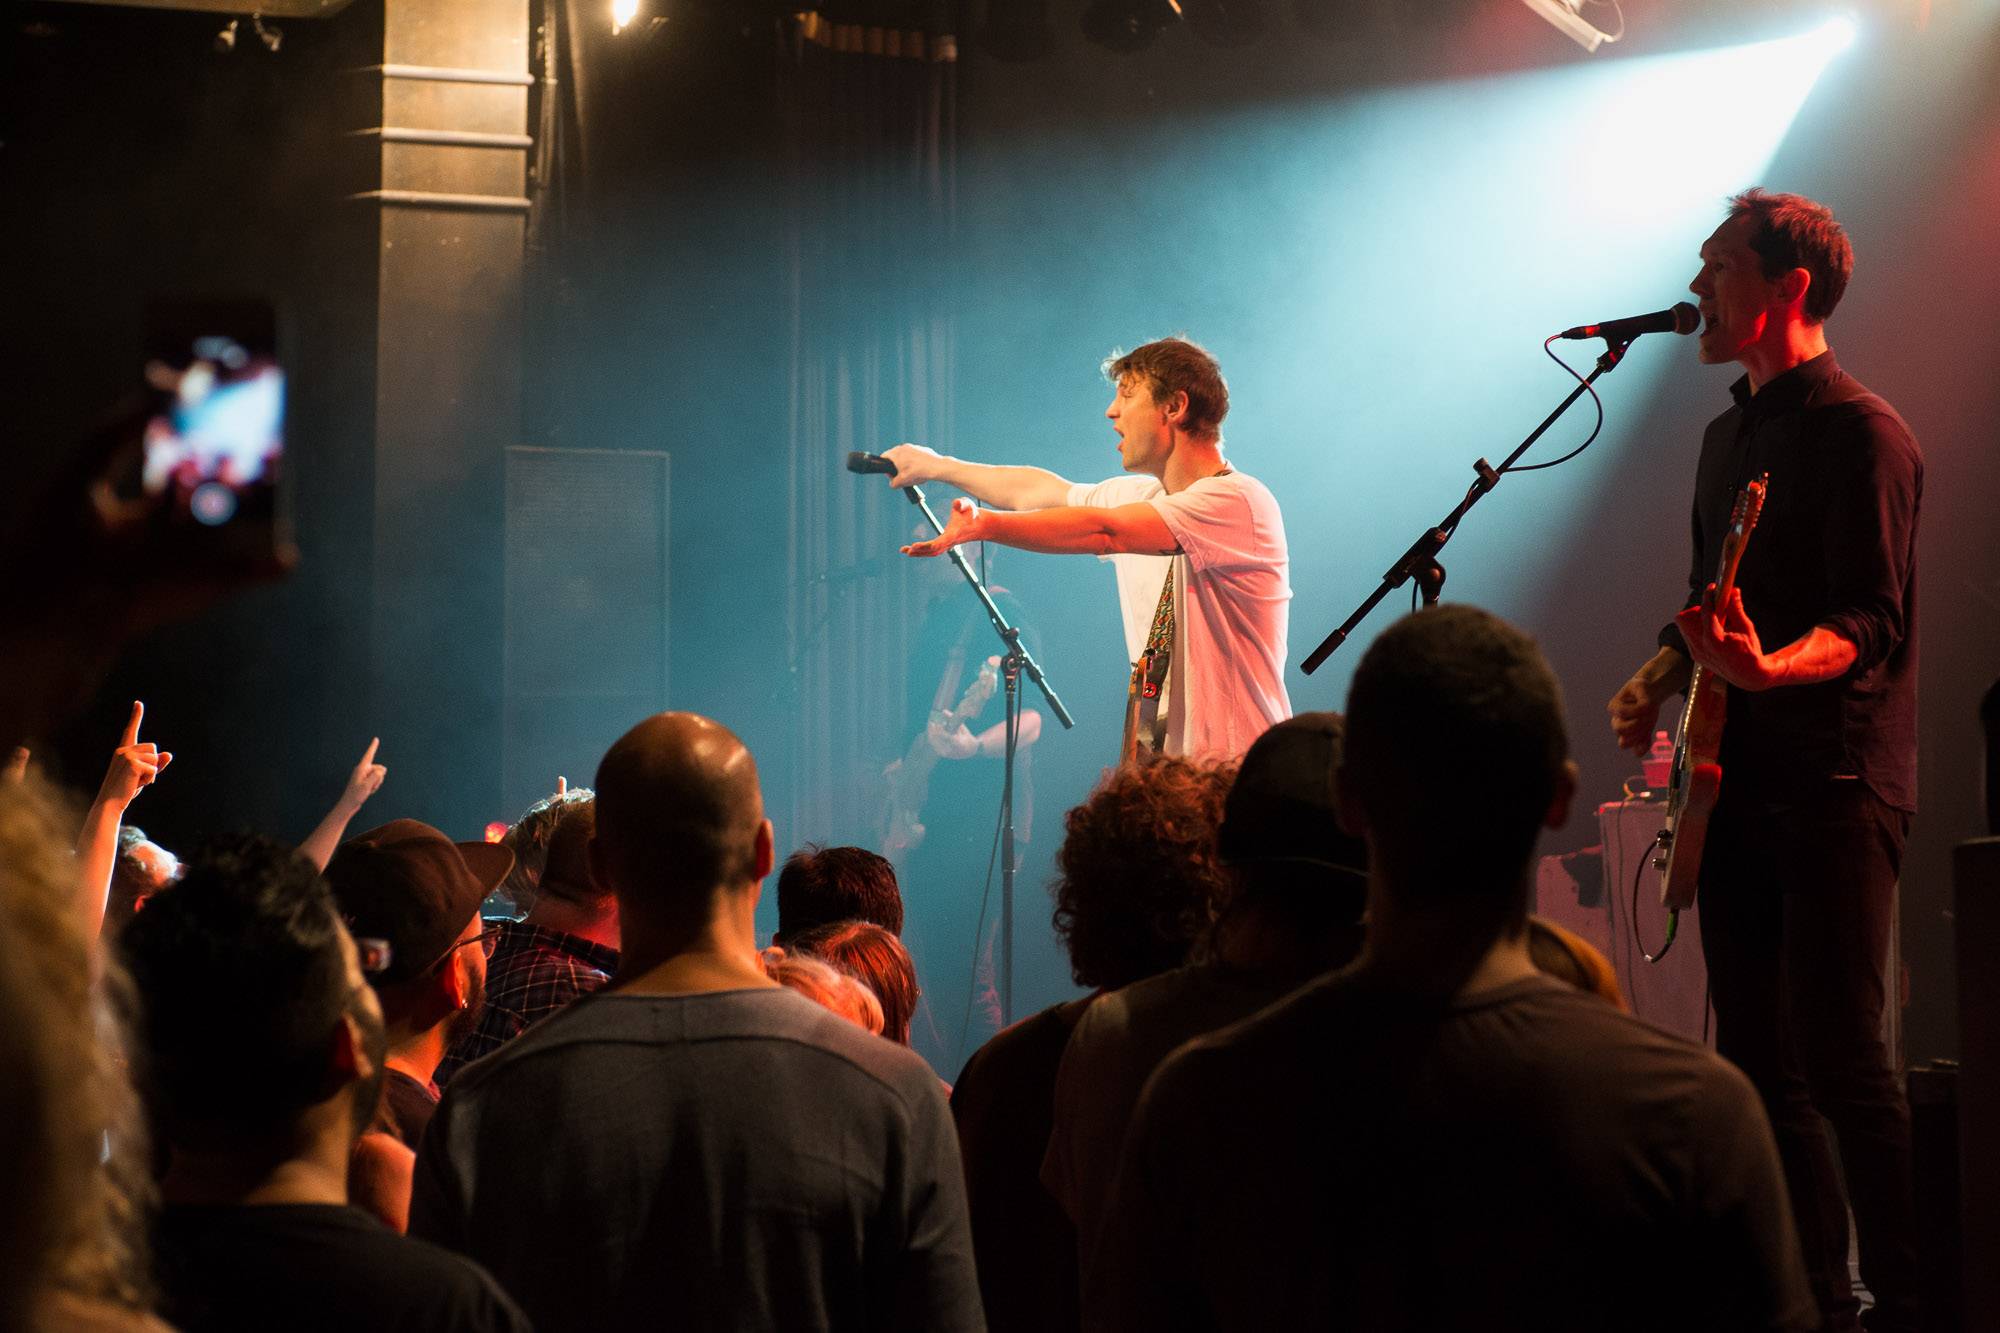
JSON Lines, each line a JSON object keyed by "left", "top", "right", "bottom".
{"left": 1607, "top": 190, "right": 1922, "bottom": 1333}
{"left": 886, "top": 337, "right": 1290, "bottom": 760}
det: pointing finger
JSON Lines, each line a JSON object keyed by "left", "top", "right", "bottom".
{"left": 121, "top": 700, "right": 144, "bottom": 747}
{"left": 360, "top": 737, "right": 380, "bottom": 767}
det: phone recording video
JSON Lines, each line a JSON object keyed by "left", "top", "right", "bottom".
{"left": 140, "top": 299, "right": 285, "bottom": 556}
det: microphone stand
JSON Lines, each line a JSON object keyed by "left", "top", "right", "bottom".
{"left": 900, "top": 482, "right": 1074, "bottom": 1026}
{"left": 1302, "top": 338, "right": 1634, "bottom": 674}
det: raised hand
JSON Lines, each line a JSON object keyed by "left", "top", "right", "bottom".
{"left": 339, "top": 737, "right": 388, "bottom": 814}
{"left": 97, "top": 700, "right": 172, "bottom": 811}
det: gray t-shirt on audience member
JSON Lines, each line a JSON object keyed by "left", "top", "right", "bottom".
{"left": 409, "top": 985, "right": 984, "bottom": 1333}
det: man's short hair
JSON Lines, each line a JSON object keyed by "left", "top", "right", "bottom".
{"left": 1051, "top": 753, "right": 1240, "bottom": 990}
{"left": 1342, "top": 606, "right": 1568, "bottom": 896}
{"left": 775, "top": 844, "right": 903, "bottom": 940}
{"left": 119, "top": 834, "right": 354, "bottom": 1148}
{"left": 1102, "top": 337, "right": 1229, "bottom": 440}
{"left": 1727, "top": 188, "right": 1853, "bottom": 325}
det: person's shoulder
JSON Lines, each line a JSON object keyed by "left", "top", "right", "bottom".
{"left": 759, "top": 986, "right": 950, "bottom": 1106}
{"left": 1813, "top": 371, "right": 1921, "bottom": 456}
{"left": 1142, "top": 965, "right": 1343, "bottom": 1098}
{"left": 1077, "top": 964, "right": 1206, "bottom": 1040}
{"left": 323, "top": 1216, "right": 530, "bottom": 1331}
{"left": 955, "top": 995, "right": 1089, "bottom": 1091}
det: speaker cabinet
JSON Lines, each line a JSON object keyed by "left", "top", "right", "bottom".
{"left": 501, "top": 447, "right": 671, "bottom": 818}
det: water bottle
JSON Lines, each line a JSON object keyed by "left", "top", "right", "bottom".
{"left": 1642, "top": 730, "right": 1674, "bottom": 791}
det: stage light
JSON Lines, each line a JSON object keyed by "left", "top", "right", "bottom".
{"left": 612, "top": 0, "right": 639, "bottom": 34}
{"left": 1816, "top": 14, "right": 1860, "bottom": 53}
{"left": 1519, "top": 0, "right": 1622, "bottom": 53}
{"left": 484, "top": 821, "right": 509, "bottom": 843}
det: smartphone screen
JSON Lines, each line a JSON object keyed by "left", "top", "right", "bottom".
{"left": 141, "top": 300, "right": 284, "bottom": 549}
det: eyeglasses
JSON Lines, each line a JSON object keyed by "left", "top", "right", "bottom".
{"left": 444, "top": 925, "right": 506, "bottom": 963}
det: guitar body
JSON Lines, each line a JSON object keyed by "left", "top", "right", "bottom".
{"left": 1652, "top": 473, "right": 1767, "bottom": 917}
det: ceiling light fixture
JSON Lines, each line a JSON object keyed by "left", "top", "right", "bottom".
{"left": 1520, "top": 0, "right": 1622, "bottom": 54}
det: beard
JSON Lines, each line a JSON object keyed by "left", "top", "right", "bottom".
{"left": 442, "top": 964, "right": 487, "bottom": 1048}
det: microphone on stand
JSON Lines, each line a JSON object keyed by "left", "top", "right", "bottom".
{"left": 846, "top": 451, "right": 898, "bottom": 476}
{"left": 1557, "top": 302, "right": 1700, "bottom": 342}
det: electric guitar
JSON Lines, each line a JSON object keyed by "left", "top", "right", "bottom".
{"left": 1650, "top": 472, "right": 1768, "bottom": 953}
{"left": 883, "top": 656, "right": 1000, "bottom": 857}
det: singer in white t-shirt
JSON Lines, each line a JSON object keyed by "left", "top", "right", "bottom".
{"left": 885, "top": 337, "right": 1291, "bottom": 759}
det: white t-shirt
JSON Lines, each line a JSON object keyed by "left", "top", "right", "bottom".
{"left": 1066, "top": 470, "right": 1292, "bottom": 758}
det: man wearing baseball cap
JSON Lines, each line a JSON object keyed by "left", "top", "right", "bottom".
{"left": 325, "top": 819, "right": 513, "bottom": 1150}
{"left": 1042, "top": 712, "right": 1368, "bottom": 1285}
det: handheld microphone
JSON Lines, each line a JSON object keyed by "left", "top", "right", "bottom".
{"left": 1558, "top": 302, "right": 1700, "bottom": 342}
{"left": 846, "top": 451, "right": 898, "bottom": 476}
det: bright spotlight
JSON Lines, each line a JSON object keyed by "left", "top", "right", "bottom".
{"left": 1816, "top": 14, "right": 1860, "bottom": 53}
{"left": 612, "top": 0, "right": 639, "bottom": 34}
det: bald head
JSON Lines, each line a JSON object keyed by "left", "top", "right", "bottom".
{"left": 592, "top": 713, "right": 768, "bottom": 921}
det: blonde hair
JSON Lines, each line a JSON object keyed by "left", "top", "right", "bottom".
{"left": 0, "top": 774, "right": 156, "bottom": 1314}
{"left": 759, "top": 946, "right": 884, "bottom": 1036}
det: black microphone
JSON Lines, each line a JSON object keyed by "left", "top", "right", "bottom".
{"left": 846, "top": 451, "right": 898, "bottom": 476}
{"left": 1558, "top": 302, "right": 1700, "bottom": 342}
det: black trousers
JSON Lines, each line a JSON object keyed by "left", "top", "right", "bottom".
{"left": 1699, "top": 778, "right": 1918, "bottom": 1332}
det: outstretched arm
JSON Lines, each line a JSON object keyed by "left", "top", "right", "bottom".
{"left": 298, "top": 737, "right": 388, "bottom": 870}
{"left": 903, "top": 497, "right": 1176, "bottom": 559}
{"left": 76, "top": 701, "right": 172, "bottom": 937}
{"left": 882, "top": 444, "right": 1075, "bottom": 512}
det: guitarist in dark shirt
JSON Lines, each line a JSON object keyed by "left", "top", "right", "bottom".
{"left": 1608, "top": 190, "right": 1921, "bottom": 1333}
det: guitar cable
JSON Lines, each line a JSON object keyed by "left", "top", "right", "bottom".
{"left": 1631, "top": 830, "right": 1678, "bottom": 964}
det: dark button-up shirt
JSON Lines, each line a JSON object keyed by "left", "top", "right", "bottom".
{"left": 434, "top": 921, "right": 619, "bottom": 1088}
{"left": 1658, "top": 351, "right": 1921, "bottom": 812}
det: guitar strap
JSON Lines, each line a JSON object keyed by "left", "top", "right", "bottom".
{"left": 1122, "top": 564, "right": 1175, "bottom": 760}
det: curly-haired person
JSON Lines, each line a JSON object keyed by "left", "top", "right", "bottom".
{"left": 949, "top": 752, "right": 1238, "bottom": 1333}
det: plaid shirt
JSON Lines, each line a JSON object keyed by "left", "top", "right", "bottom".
{"left": 434, "top": 921, "right": 619, "bottom": 1088}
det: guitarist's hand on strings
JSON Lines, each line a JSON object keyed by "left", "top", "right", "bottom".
{"left": 1608, "top": 646, "right": 1693, "bottom": 754}
{"left": 901, "top": 498, "right": 983, "bottom": 558}
{"left": 1676, "top": 582, "right": 1776, "bottom": 691}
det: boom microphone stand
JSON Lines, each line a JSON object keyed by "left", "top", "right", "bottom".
{"left": 1301, "top": 338, "right": 1637, "bottom": 673}
{"left": 897, "top": 483, "right": 1074, "bottom": 1026}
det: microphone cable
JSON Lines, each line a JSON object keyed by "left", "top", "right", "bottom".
{"left": 1501, "top": 335, "right": 1608, "bottom": 475}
